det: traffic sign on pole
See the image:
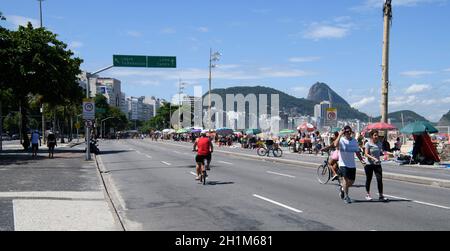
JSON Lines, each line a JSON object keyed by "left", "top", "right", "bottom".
{"left": 83, "top": 101, "right": 95, "bottom": 120}
{"left": 113, "top": 55, "right": 176, "bottom": 68}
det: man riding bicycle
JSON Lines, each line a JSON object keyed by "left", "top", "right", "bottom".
{"left": 193, "top": 133, "right": 214, "bottom": 181}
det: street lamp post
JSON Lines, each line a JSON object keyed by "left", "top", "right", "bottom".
{"left": 38, "top": 0, "right": 46, "bottom": 144}
{"left": 208, "top": 49, "right": 221, "bottom": 130}
{"left": 101, "top": 117, "right": 114, "bottom": 139}
{"left": 178, "top": 80, "right": 187, "bottom": 129}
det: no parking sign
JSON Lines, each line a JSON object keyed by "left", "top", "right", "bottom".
{"left": 326, "top": 108, "right": 337, "bottom": 121}
{"left": 83, "top": 100, "right": 95, "bottom": 120}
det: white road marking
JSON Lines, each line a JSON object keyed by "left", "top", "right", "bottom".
{"left": 266, "top": 171, "right": 296, "bottom": 178}
{"left": 173, "top": 151, "right": 181, "bottom": 154}
{"left": 384, "top": 194, "right": 450, "bottom": 210}
{"left": 128, "top": 148, "right": 134, "bottom": 151}
{"left": 253, "top": 194, "right": 303, "bottom": 213}
{"left": 145, "top": 155, "right": 152, "bottom": 159}
{"left": 190, "top": 172, "right": 197, "bottom": 176}
{"left": 136, "top": 151, "right": 142, "bottom": 154}
{"left": 218, "top": 161, "right": 233, "bottom": 165}
{"left": 161, "top": 161, "right": 172, "bottom": 166}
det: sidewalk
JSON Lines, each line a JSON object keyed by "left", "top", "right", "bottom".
{"left": 0, "top": 145, "right": 121, "bottom": 231}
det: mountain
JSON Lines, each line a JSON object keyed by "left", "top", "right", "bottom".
{"left": 438, "top": 110, "right": 450, "bottom": 126}
{"left": 307, "top": 82, "right": 350, "bottom": 107}
{"left": 373, "top": 110, "right": 429, "bottom": 128}
{"left": 208, "top": 86, "right": 369, "bottom": 120}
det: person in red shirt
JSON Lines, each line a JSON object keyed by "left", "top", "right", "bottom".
{"left": 193, "top": 133, "right": 214, "bottom": 180}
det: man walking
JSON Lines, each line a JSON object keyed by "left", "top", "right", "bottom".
{"left": 31, "top": 130, "right": 41, "bottom": 157}
{"left": 334, "top": 126, "right": 366, "bottom": 204}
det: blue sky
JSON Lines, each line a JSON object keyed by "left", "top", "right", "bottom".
{"left": 2, "top": 0, "right": 450, "bottom": 121}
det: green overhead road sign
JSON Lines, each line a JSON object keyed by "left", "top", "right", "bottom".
{"left": 113, "top": 55, "right": 176, "bottom": 68}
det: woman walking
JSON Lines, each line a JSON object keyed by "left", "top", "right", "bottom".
{"left": 47, "top": 131, "right": 57, "bottom": 159}
{"left": 364, "top": 130, "right": 388, "bottom": 202}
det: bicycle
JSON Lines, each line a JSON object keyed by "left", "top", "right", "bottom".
{"left": 193, "top": 149, "right": 208, "bottom": 185}
{"left": 317, "top": 151, "right": 340, "bottom": 185}
{"left": 257, "top": 144, "right": 283, "bottom": 157}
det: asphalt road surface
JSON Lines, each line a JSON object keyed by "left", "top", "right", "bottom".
{"left": 97, "top": 139, "right": 450, "bottom": 231}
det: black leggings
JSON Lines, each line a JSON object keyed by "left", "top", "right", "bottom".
{"left": 364, "top": 164, "right": 383, "bottom": 194}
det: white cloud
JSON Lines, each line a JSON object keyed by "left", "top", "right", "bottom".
{"left": 68, "top": 41, "right": 83, "bottom": 49}
{"left": 351, "top": 97, "right": 376, "bottom": 109}
{"left": 196, "top": 27, "right": 209, "bottom": 33}
{"left": 127, "top": 31, "right": 143, "bottom": 38}
{"left": 303, "top": 24, "right": 349, "bottom": 40}
{"left": 405, "top": 84, "right": 431, "bottom": 94}
{"left": 161, "top": 27, "right": 176, "bottom": 34}
{"left": 289, "top": 57, "right": 321, "bottom": 63}
{"left": 444, "top": 68, "right": 450, "bottom": 72}
{"left": 400, "top": 70, "right": 434, "bottom": 77}
{"left": 5, "top": 15, "right": 39, "bottom": 28}
{"left": 443, "top": 79, "right": 450, "bottom": 84}
{"left": 131, "top": 80, "right": 160, "bottom": 86}
{"left": 390, "top": 95, "right": 418, "bottom": 107}
{"left": 422, "top": 97, "right": 450, "bottom": 105}
{"left": 110, "top": 66, "right": 314, "bottom": 81}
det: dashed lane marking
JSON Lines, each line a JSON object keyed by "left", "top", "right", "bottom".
{"left": 253, "top": 194, "right": 303, "bottom": 213}
{"left": 266, "top": 171, "right": 296, "bottom": 178}
{"left": 161, "top": 161, "right": 172, "bottom": 166}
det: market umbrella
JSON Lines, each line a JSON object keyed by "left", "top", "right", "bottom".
{"left": 330, "top": 127, "right": 341, "bottom": 133}
{"left": 245, "top": 128, "right": 262, "bottom": 135}
{"left": 297, "top": 123, "right": 316, "bottom": 132}
{"left": 278, "top": 129, "right": 296, "bottom": 136}
{"left": 216, "top": 127, "right": 234, "bottom": 136}
{"left": 176, "top": 128, "right": 189, "bottom": 134}
{"left": 366, "top": 122, "right": 397, "bottom": 131}
{"left": 191, "top": 129, "right": 202, "bottom": 133}
{"left": 400, "top": 121, "right": 438, "bottom": 135}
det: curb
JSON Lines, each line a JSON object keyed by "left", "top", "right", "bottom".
{"left": 158, "top": 141, "right": 450, "bottom": 189}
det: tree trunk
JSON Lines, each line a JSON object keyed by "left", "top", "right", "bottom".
{"left": 20, "top": 99, "right": 30, "bottom": 151}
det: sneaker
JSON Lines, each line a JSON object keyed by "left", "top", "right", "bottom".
{"left": 365, "top": 194, "right": 373, "bottom": 201}
{"left": 379, "top": 196, "right": 389, "bottom": 202}
{"left": 331, "top": 175, "right": 339, "bottom": 181}
{"left": 344, "top": 196, "right": 352, "bottom": 204}
{"left": 195, "top": 176, "right": 200, "bottom": 181}
{"left": 339, "top": 187, "right": 345, "bottom": 200}
{"left": 206, "top": 167, "right": 211, "bottom": 171}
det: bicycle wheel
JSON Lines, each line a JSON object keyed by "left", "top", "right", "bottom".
{"left": 257, "top": 148, "right": 267, "bottom": 157}
{"left": 317, "top": 164, "right": 330, "bottom": 184}
{"left": 273, "top": 148, "right": 283, "bottom": 157}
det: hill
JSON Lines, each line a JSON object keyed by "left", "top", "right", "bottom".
{"left": 307, "top": 82, "right": 350, "bottom": 107}
{"left": 438, "top": 110, "right": 450, "bottom": 126}
{"left": 373, "top": 110, "right": 429, "bottom": 128}
{"left": 208, "top": 86, "right": 369, "bottom": 120}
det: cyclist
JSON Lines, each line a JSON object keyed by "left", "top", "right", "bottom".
{"left": 334, "top": 126, "right": 366, "bottom": 204}
{"left": 321, "top": 131, "right": 340, "bottom": 181}
{"left": 193, "top": 133, "right": 214, "bottom": 180}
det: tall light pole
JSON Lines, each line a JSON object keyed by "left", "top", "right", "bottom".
{"left": 38, "top": 0, "right": 46, "bottom": 143}
{"left": 178, "top": 80, "right": 187, "bottom": 129}
{"left": 101, "top": 117, "right": 114, "bottom": 139}
{"left": 381, "top": 0, "right": 392, "bottom": 124}
{"left": 208, "top": 49, "right": 221, "bottom": 129}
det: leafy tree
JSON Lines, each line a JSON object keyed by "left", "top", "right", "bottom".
{"left": 0, "top": 23, "right": 83, "bottom": 149}
{"left": 94, "top": 94, "right": 129, "bottom": 137}
{"left": 142, "top": 103, "right": 179, "bottom": 131}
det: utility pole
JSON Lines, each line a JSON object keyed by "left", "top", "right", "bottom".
{"left": 208, "top": 48, "right": 212, "bottom": 130}
{"left": 381, "top": 0, "right": 392, "bottom": 124}
{"left": 38, "top": 0, "right": 46, "bottom": 143}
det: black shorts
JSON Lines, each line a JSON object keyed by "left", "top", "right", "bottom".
{"left": 195, "top": 155, "right": 207, "bottom": 164}
{"left": 32, "top": 143, "right": 39, "bottom": 151}
{"left": 340, "top": 166, "right": 356, "bottom": 181}
{"left": 206, "top": 153, "right": 212, "bottom": 162}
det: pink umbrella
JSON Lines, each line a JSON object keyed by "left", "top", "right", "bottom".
{"left": 297, "top": 123, "right": 316, "bottom": 132}
{"left": 366, "top": 122, "right": 397, "bottom": 131}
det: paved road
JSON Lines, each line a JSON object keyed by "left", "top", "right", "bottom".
{"left": 98, "top": 139, "right": 450, "bottom": 231}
